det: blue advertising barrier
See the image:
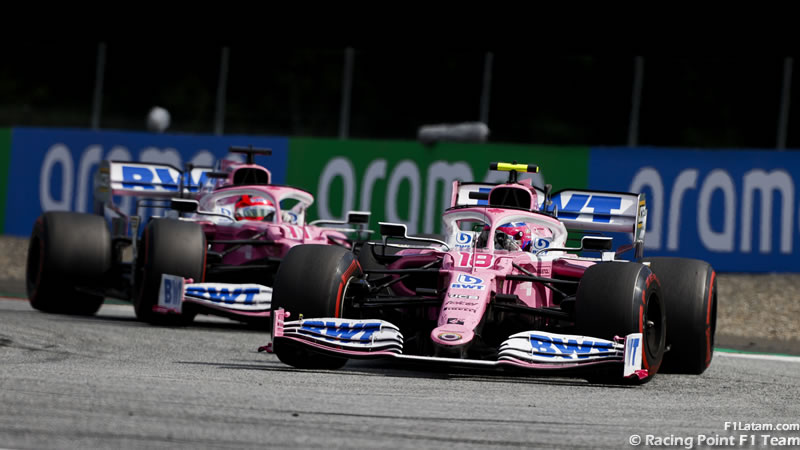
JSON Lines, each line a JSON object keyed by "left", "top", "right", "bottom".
{"left": 6, "top": 127, "right": 289, "bottom": 236}
{"left": 589, "top": 147, "right": 800, "bottom": 272}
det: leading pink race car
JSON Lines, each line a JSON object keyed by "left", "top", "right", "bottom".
{"left": 265, "top": 162, "right": 717, "bottom": 384}
{"left": 26, "top": 146, "right": 371, "bottom": 325}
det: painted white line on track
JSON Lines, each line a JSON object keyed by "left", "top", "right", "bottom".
{"left": 717, "top": 351, "right": 800, "bottom": 363}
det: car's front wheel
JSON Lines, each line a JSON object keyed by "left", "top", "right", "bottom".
{"left": 134, "top": 218, "right": 206, "bottom": 325}
{"left": 270, "top": 244, "right": 362, "bottom": 370}
{"left": 575, "top": 262, "right": 666, "bottom": 384}
{"left": 641, "top": 257, "right": 717, "bottom": 374}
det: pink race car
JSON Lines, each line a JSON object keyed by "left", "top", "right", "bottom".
{"left": 26, "top": 146, "right": 370, "bottom": 325}
{"left": 266, "top": 162, "right": 717, "bottom": 384}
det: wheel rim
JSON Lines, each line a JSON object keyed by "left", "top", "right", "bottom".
{"left": 339, "top": 276, "right": 358, "bottom": 318}
{"left": 709, "top": 282, "right": 718, "bottom": 358}
{"left": 645, "top": 292, "right": 664, "bottom": 361}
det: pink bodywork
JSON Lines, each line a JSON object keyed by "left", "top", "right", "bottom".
{"left": 385, "top": 205, "right": 598, "bottom": 350}
{"left": 191, "top": 184, "right": 351, "bottom": 265}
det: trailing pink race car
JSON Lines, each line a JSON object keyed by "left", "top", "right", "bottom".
{"left": 265, "top": 162, "right": 717, "bottom": 384}
{"left": 26, "top": 146, "right": 370, "bottom": 325}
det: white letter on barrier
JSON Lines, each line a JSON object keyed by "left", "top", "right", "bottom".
{"left": 386, "top": 160, "right": 421, "bottom": 235}
{"left": 76, "top": 145, "right": 103, "bottom": 213}
{"left": 425, "top": 161, "right": 473, "bottom": 234}
{"left": 40, "top": 144, "right": 74, "bottom": 212}
{"left": 360, "top": 159, "right": 386, "bottom": 213}
{"left": 191, "top": 150, "right": 215, "bottom": 167}
{"left": 740, "top": 169, "right": 794, "bottom": 254}
{"left": 667, "top": 169, "right": 698, "bottom": 250}
{"left": 629, "top": 167, "right": 663, "bottom": 250}
{"left": 318, "top": 157, "right": 355, "bottom": 221}
{"left": 698, "top": 169, "right": 736, "bottom": 252}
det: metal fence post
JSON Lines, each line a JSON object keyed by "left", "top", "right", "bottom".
{"left": 339, "top": 47, "right": 355, "bottom": 139}
{"left": 480, "top": 52, "right": 494, "bottom": 126}
{"left": 214, "top": 47, "right": 230, "bottom": 136}
{"left": 627, "top": 56, "right": 644, "bottom": 147}
{"left": 777, "top": 57, "right": 793, "bottom": 150}
{"left": 90, "top": 42, "right": 106, "bottom": 130}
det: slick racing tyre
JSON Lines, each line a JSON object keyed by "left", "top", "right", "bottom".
{"left": 576, "top": 262, "right": 666, "bottom": 384}
{"left": 271, "top": 244, "right": 362, "bottom": 370}
{"left": 26, "top": 212, "right": 111, "bottom": 316}
{"left": 641, "top": 257, "right": 717, "bottom": 375}
{"left": 134, "top": 218, "right": 206, "bottom": 325}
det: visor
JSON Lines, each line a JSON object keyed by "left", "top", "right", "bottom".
{"left": 237, "top": 205, "right": 275, "bottom": 219}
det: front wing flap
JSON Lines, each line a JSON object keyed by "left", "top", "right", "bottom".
{"left": 281, "top": 316, "right": 404, "bottom": 354}
{"left": 156, "top": 274, "right": 272, "bottom": 319}
{"left": 269, "top": 309, "right": 646, "bottom": 378}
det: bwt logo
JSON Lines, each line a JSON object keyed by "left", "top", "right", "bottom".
{"left": 301, "top": 321, "right": 381, "bottom": 341}
{"left": 631, "top": 167, "right": 795, "bottom": 254}
{"left": 450, "top": 274, "right": 485, "bottom": 290}
{"left": 528, "top": 334, "right": 610, "bottom": 359}
{"left": 628, "top": 337, "right": 640, "bottom": 366}
{"left": 455, "top": 232, "right": 473, "bottom": 248}
{"left": 548, "top": 193, "right": 622, "bottom": 223}
{"left": 120, "top": 165, "right": 209, "bottom": 192}
{"left": 457, "top": 274, "right": 483, "bottom": 284}
{"left": 185, "top": 286, "right": 259, "bottom": 304}
{"left": 162, "top": 277, "right": 181, "bottom": 306}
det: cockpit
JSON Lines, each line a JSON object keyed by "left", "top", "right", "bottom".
{"left": 443, "top": 210, "right": 568, "bottom": 253}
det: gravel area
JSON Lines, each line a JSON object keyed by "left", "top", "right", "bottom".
{"left": 717, "top": 273, "right": 800, "bottom": 341}
{"left": 0, "top": 235, "right": 27, "bottom": 284}
{"left": 2, "top": 235, "right": 798, "bottom": 352}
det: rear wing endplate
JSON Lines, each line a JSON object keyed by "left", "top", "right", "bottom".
{"left": 547, "top": 189, "right": 647, "bottom": 257}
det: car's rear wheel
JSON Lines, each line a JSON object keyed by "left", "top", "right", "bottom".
{"left": 134, "top": 218, "right": 206, "bottom": 325}
{"left": 26, "top": 212, "right": 110, "bottom": 316}
{"left": 576, "top": 262, "right": 666, "bottom": 384}
{"left": 270, "top": 244, "right": 362, "bottom": 370}
{"left": 641, "top": 257, "right": 717, "bottom": 374}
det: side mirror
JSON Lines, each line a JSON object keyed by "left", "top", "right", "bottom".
{"left": 170, "top": 198, "right": 199, "bottom": 213}
{"left": 379, "top": 222, "right": 408, "bottom": 238}
{"left": 468, "top": 191, "right": 489, "bottom": 201}
{"left": 347, "top": 211, "right": 371, "bottom": 224}
{"left": 581, "top": 236, "right": 613, "bottom": 251}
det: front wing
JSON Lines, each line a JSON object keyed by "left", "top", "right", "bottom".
{"left": 269, "top": 309, "right": 647, "bottom": 379}
{"left": 156, "top": 274, "right": 272, "bottom": 321}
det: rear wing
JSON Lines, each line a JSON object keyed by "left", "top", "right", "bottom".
{"left": 94, "top": 160, "right": 213, "bottom": 203}
{"left": 451, "top": 182, "right": 546, "bottom": 210}
{"left": 547, "top": 189, "right": 647, "bottom": 257}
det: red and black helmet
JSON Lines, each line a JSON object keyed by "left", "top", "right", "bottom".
{"left": 234, "top": 195, "right": 275, "bottom": 221}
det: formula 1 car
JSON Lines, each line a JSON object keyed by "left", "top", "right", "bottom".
{"left": 26, "top": 146, "right": 371, "bottom": 325}
{"left": 265, "top": 162, "right": 718, "bottom": 383}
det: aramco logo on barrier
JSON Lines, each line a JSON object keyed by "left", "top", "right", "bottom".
{"left": 314, "top": 157, "right": 543, "bottom": 235}
{"left": 631, "top": 167, "right": 795, "bottom": 254}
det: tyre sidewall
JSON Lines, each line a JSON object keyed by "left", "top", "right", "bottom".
{"left": 27, "top": 212, "right": 110, "bottom": 315}
{"left": 271, "top": 244, "right": 362, "bottom": 369}
{"left": 642, "top": 257, "right": 716, "bottom": 374}
{"left": 576, "top": 262, "right": 666, "bottom": 381}
{"left": 134, "top": 218, "right": 206, "bottom": 323}
{"left": 271, "top": 244, "right": 361, "bottom": 319}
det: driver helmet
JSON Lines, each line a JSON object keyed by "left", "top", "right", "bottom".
{"left": 495, "top": 222, "right": 532, "bottom": 251}
{"left": 234, "top": 195, "right": 275, "bottom": 221}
